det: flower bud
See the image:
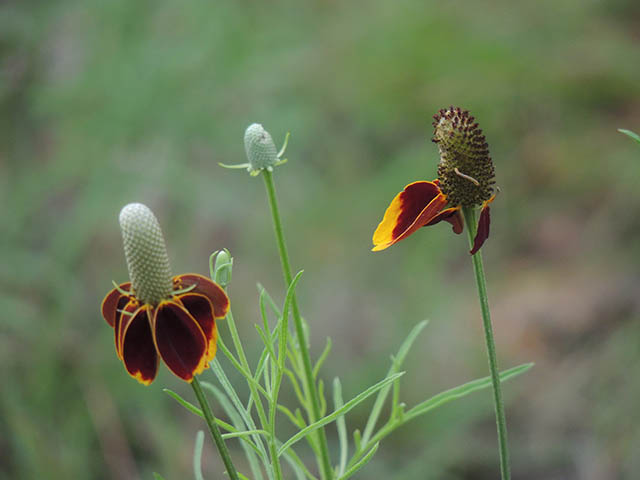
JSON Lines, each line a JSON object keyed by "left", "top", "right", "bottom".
{"left": 244, "top": 123, "right": 279, "bottom": 173}
{"left": 119, "top": 203, "right": 173, "bottom": 306}
{"left": 433, "top": 107, "right": 495, "bottom": 207}
{"left": 213, "top": 249, "right": 233, "bottom": 288}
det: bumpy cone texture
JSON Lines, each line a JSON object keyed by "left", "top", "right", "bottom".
{"left": 119, "top": 203, "right": 173, "bottom": 306}
{"left": 433, "top": 107, "right": 495, "bottom": 207}
{"left": 244, "top": 123, "right": 278, "bottom": 171}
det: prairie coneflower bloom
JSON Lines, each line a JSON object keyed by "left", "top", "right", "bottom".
{"left": 101, "top": 203, "right": 229, "bottom": 385}
{"left": 372, "top": 107, "right": 496, "bottom": 254}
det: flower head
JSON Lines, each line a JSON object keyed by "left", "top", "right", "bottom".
{"left": 245, "top": 123, "right": 280, "bottom": 173}
{"left": 219, "top": 123, "right": 289, "bottom": 175}
{"left": 101, "top": 203, "right": 229, "bottom": 385}
{"left": 372, "top": 107, "right": 496, "bottom": 254}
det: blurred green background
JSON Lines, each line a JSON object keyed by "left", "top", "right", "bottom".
{"left": 2, "top": 0, "right": 640, "bottom": 478}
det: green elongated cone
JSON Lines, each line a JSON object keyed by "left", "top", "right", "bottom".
{"left": 433, "top": 107, "right": 495, "bottom": 207}
{"left": 119, "top": 203, "right": 173, "bottom": 306}
{"left": 244, "top": 123, "right": 278, "bottom": 173}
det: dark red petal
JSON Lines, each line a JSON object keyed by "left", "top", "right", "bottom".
{"left": 153, "top": 301, "right": 208, "bottom": 382}
{"left": 176, "top": 293, "right": 218, "bottom": 363}
{"left": 372, "top": 181, "right": 448, "bottom": 251}
{"left": 425, "top": 207, "right": 464, "bottom": 234}
{"left": 120, "top": 306, "right": 158, "bottom": 385}
{"left": 116, "top": 300, "right": 139, "bottom": 359}
{"left": 174, "top": 274, "right": 229, "bottom": 319}
{"left": 101, "top": 282, "right": 132, "bottom": 327}
{"left": 470, "top": 204, "right": 491, "bottom": 255}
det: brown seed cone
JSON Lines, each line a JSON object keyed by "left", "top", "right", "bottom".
{"left": 432, "top": 107, "right": 495, "bottom": 207}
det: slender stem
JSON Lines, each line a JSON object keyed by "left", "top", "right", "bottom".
{"left": 262, "top": 170, "right": 334, "bottom": 480}
{"left": 461, "top": 206, "right": 511, "bottom": 480}
{"left": 269, "top": 369, "right": 285, "bottom": 480}
{"left": 221, "top": 281, "right": 278, "bottom": 476}
{"left": 228, "top": 307, "right": 282, "bottom": 479}
{"left": 191, "top": 376, "right": 241, "bottom": 480}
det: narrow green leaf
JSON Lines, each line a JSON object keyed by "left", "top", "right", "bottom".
{"left": 283, "top": 368, "right": 306, "bottom": 410}
{"left": 353, "top": 429, "right": 362, "bottom": 452}
{"left": 193, "top": 430, "right": 205, "bottom": 480}
{"left": 277, "top": 404, "right": 305, "bottom": 428}
{"left": 278, "top": 372, "right": 404, "bottom": 456}
{"left": 619, "top": 128, "right": 640, "bottom": 144}
{"left": 333, "top": 378, "right": 348, "bottom": 477}
{"left": 217, "top": 334, "right": 270, "bottom": 401}
{"left": 337, "top": 442, "right": 379, "bottom": 480}
{"left": 279, "top": 271, "right": 304, "bottom": 370}
{"left": 313, "top": 337, "right": 332, "bottom": 379}
{"left": 259, "top": 288, "right": 272, "bottom": 340}
{"left": 219, "top": 162, "right": 251, "bottom": 169}
{"left": 163, "top": 389, "right": 203, "bottom": 417}
{"left": 163, "top": 388, "right": 238, "bottom": 433}
{"left": 200, "top": 381, "right": 266, "bottom": 480}
{"left": 153, "top": 473, "right": 166, "bottom": 480}
{"left": 257, "top": 283, "right": 282, "bottom": 318}
{"left": 278, "top": 442, "right": 319, "bottom": 480}
{"left": 318, "top": 379, "right": 326, "bottom": 417}
{"left": 222, "top": 429, "right": 269, "bottom": 440}
{"left": 405, "top": 363, "right": 534, "bottom": 421}
{"left": 206, "top": 364, "right": 271, "bottom": 476}
{"left": 361, "top": 320, "right": 428, "bottom": 445}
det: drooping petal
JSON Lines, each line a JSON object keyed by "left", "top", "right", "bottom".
{"left": 120, "top": 305, "right": 158, "bottom": 385}
{"left": 174, "top": 274, "right": 229, "bottom": 319}
{"left": 372, "top": 181, "right": 448, "bottom": 251}
{"left": 152, "top": 300, "right": 208, "bottom": 382}
{"left": 425, "top": 206, "right": 464, "bottom": 234}
{"left": 470, "top": 196, "right": 495, "bottom": 255}
{"left": 176, "top": 293, "right": 218, "bottom": 363}
{"left": 101, "top": 282, "right": 132, "bottom": 327}
{"left": 116, "top": 300, "right": 139, "bottom": 359}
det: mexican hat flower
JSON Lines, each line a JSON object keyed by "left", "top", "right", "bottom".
{"left": 372, "top": 107, "right": 496, "bottom": 254}
{"left": 101, "top": 203, "right": 229, "bottom": 385}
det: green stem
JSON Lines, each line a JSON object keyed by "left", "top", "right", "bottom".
{"left": 227, "top": 307, "right": 282, "bottom": 479}
{"left": 191, "top": 376, "right": 241, "bottom": 480}
{"left": 461, "top": 206, "right": 511, "bottom": 480}
{"left": 262, "top": 170, "right": 334, "bottom": 480}
{"left": 217, "top": 268, "right": 278, "bottom": 479}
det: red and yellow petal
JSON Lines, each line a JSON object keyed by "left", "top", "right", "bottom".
{"left": 470, "top": 195, "right": 496, "bottom": 255}
{"left": 175, "top": 293, "right": 218, "bottom": 363}
{"left": 426, "top": 206, "right": 463, "bottom": 234}
{"left": 372, "top": 181, "right": 448, "bottom": 251}
{"left": 152, "top": 300, "right": 208, "bottom": 382}
{"left": 174, "top": 274, "right": 229, "bottom": 319}
{"left": 101, "top": 282, "right": 132, "bottom": 327}
{"left": 120, "top": 305, "right": 158, "bottom": 385}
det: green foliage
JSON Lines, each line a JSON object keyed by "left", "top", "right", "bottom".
{"left": 619, "top": 129, "right": 640, "bottom": 145}
{"left": 166, "top": 247, "right": 531, "bottom": 478}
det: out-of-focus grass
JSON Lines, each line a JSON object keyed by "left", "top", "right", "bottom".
{"left": 1, "top": 0, "right": 639, "bottom": 478}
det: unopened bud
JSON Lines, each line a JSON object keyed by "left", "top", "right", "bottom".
{"left": 244, "top": 123, "right": 279, "bottom": 174}
{"left": 213, "top": 249, "right": 233, "bottom": 287}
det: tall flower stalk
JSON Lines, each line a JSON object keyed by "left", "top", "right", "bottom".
{"left": 462, "top": 206, "right": 510, "bottom": 480}
{"left": 242, "top": 124, "right": 334, "bottom": 479}
{"left": 262, "top": 169, "right": 334, "bottom": 480}
{"left": 371, "top": 107, "right": 511, "bottom": 479}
